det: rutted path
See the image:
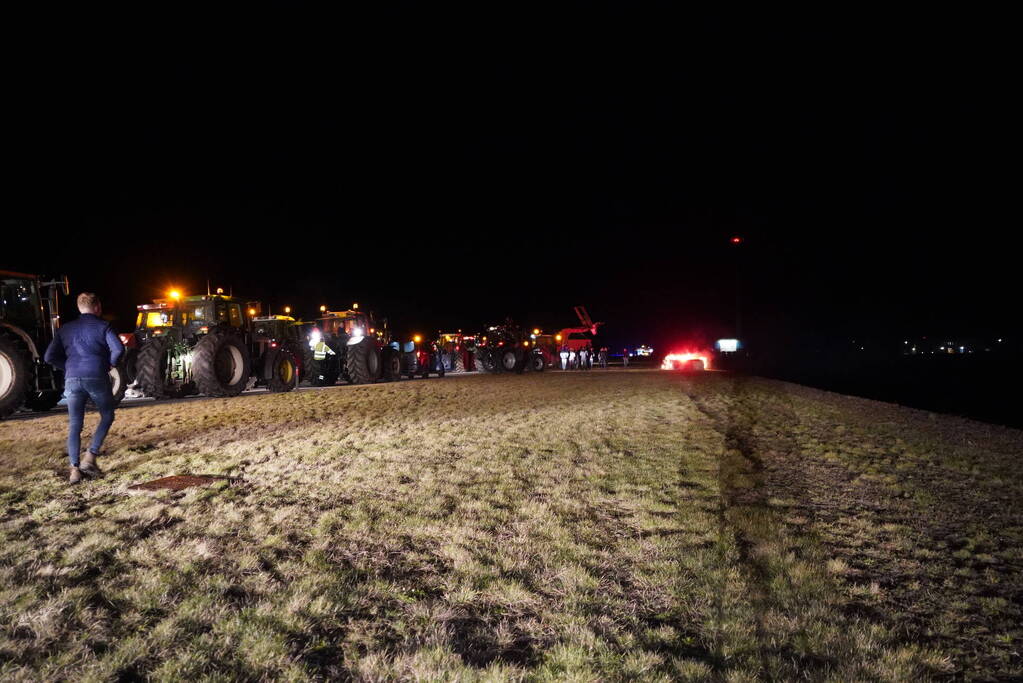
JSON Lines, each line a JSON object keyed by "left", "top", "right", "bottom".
{"left": 681, "top": 374, "right": 1021, "bottom": 680}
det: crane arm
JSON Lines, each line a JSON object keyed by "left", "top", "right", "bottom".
{"left": 573, "top": 306, "right": 603, "bottom": 335}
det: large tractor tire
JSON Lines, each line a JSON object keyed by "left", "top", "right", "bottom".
{"left": 475, "top": 349, "right": 495, "bottom": 373}
{"left": 135, "top": 337, "right": 171, "bottom": 399}
{"left": 263, "top": 348, "right": 298, "bottom": 393}
{"left": 530, "top": 353, "right": 547, "bottom": 373}
{"left": 108, "top": 363, "right": 128, "bottom": 404}
{"left": 402, "top": 351, "right": 418, "bottom": 379}
{"left": 382, "top": 347, "right": 402, "bottom": 382}
{"left": 499, "top": 348, "right": 524, "bottom": 373}
{"left": 452, "top": 352, "right": 466, "bottom": 373}
{"left": 0, "top": 331, "right": 33, "bottom": 418}
{"left": 301, "top": 347, "right": 314, "bottom": 383}
{"left": 194, "top": 331, "right": 251, "bottom": 397}
{"left": 122, "top": 348, "right": 138, "bottom": 385}
{"left": 346, "top": 336, "right": 380, "bottom": 385}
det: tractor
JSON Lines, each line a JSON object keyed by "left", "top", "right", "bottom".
{"left": 1, "top": 270, "right": 127, "bottom": 417}
{"left": 473, "top": 320, "right": 547, "bottom": 374}
{"left": 398, "top": 335, "right": 445, "bottom": 379}
{"left": 437, "top": 331, "right": 478, "bottom": 373}
{"left": 131, "top": 291, "right": 286, "bottom": 398}
{"left": 304, "top": 305, "right": 402, "bottom": 386}
{"left": 249, "top": 315, "right": 305, "bottom": 392}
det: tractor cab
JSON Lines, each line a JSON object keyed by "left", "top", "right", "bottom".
{"left": 313, "top": 307, "right": 381, "bottom": 343}
{"left": 134, "top": 293, "right": 260, "bottom": 345}
{"left": 250, "top": 314, "right": 304, "bottom": 358}
{"left": 0, "top": 270, "right": 69, "bottom": 416}
{"left": 250, "top": 315, "right": 301, "bottom": 344}
{"left": 1, "top": 271, "right": 66, "bottom": 348}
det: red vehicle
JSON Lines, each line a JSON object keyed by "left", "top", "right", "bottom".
{"left": 399, "top": 336, "right": 445, "bottom": 379}
{"left": 305, "top": 304, "right": 402, "bottom": 385}
{"left": 555, "top": 306, "right": 603, "bottom": 352}
{"left": 437, "top": 331, "right": 478, "bottom": 372}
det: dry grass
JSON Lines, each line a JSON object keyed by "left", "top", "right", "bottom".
{"left": 0, "top": 371, "right": 1020, "bottom": 680}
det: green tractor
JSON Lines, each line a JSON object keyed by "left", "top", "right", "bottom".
{"left": 131, "top": 291, "right": 282, "bottom": 399}
{"left": 249, "top": 315, "right": 305, "bottom": 392}
{"left": 304, "top": 305, "right": 403, "bottom": 386}
{"left": 1, "top": 270, "right": 126, "bottom": 417}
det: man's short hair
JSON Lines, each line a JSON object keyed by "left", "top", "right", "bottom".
{"left": 77, "top": 292, "right": 101, "bottom": 313}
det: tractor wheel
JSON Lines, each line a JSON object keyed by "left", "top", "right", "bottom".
{"left": 135, "top": 337, "right": 171, "bottom": 399}
{"left": 109, "top": 363, "right": 128, "bottom": 404}
{"left": 263, "top": 348, "right": 298, "bottom": 393}
{"left": 500, "top": 348, "right": 523, "bottom": 373}
{"left": 0, "top": 331, "right": 33, "bottom": 418}
{"left": 123, "top": 348, "right": 138, "bottom": 385}
{"left": 475, "top": 349, "right": 494, "bottom": 373}
{"left": 301, "top": 347, "right": 314, "bottom": 383}
{"left": 346, "top": 336, "right": 380, "bottom": 385}
{"left": 382, "top": 347, "right": 402, "bottom": 382}
{"left": 531, "top": 351, "right": 548, "bottom": 374}
{"left": 328, "top": 340, "right": 345, "bottom": 385}
{"left": 453, "top": 352, "right": 465, "bottom": 373}
{"left": 193, "top": 331, "right": 251, "bottom": 397}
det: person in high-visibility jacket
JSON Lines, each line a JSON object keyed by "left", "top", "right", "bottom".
{"left": 309, "top": 328, "right": 337, "bottom": 369}
{"left": 312, "top": 338, "right": 335, "bottom": 361}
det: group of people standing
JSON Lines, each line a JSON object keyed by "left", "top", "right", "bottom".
{"left": 558, "top": 344, "right": 608, "bottom": 370}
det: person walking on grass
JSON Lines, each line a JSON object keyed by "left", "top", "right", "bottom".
{"left": 44, "top": 292, "right": 123, "bottom": 484}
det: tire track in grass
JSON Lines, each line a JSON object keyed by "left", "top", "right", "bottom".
{"left": 684, "top": 375, "right": 774, "bottom": 677}
{"left": 681, "top": 374, "right": 950, "bottom": 680}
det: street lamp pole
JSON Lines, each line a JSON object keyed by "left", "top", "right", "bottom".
{"left": 731, "top": 236, "right": 743, "bottom": 339}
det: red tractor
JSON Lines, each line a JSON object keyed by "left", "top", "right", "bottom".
{"left": 437, "top": 331, "right": 478, "bottom": 372}
{"left": 304, "top": 305, "right": 402, "bottom": 385}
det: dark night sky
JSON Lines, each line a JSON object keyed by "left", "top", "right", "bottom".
{"left": 6, "top": 7, "right": 1016, "bottom": 353}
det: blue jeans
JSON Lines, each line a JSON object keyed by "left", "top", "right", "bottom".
{"left": 64, "top": 376, "right": 116, "bottom": 466}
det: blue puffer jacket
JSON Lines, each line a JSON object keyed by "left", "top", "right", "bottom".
{"left": 44, "top": 314, "right": 124, "bottom": 379}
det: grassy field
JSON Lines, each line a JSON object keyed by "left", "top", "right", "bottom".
{"left": 0, "top": 370, "right": 1020, "bottom": 681}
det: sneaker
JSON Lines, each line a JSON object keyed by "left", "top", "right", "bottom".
{"left": 69, "top": 466, "right": 83, "bottom": 484}
{"left": 80, "top": 450, "right": 104, "bottom": 478}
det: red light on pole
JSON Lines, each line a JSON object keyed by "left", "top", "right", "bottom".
{"left": 731, "top": 236, "right": 742, "bottom": 244}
